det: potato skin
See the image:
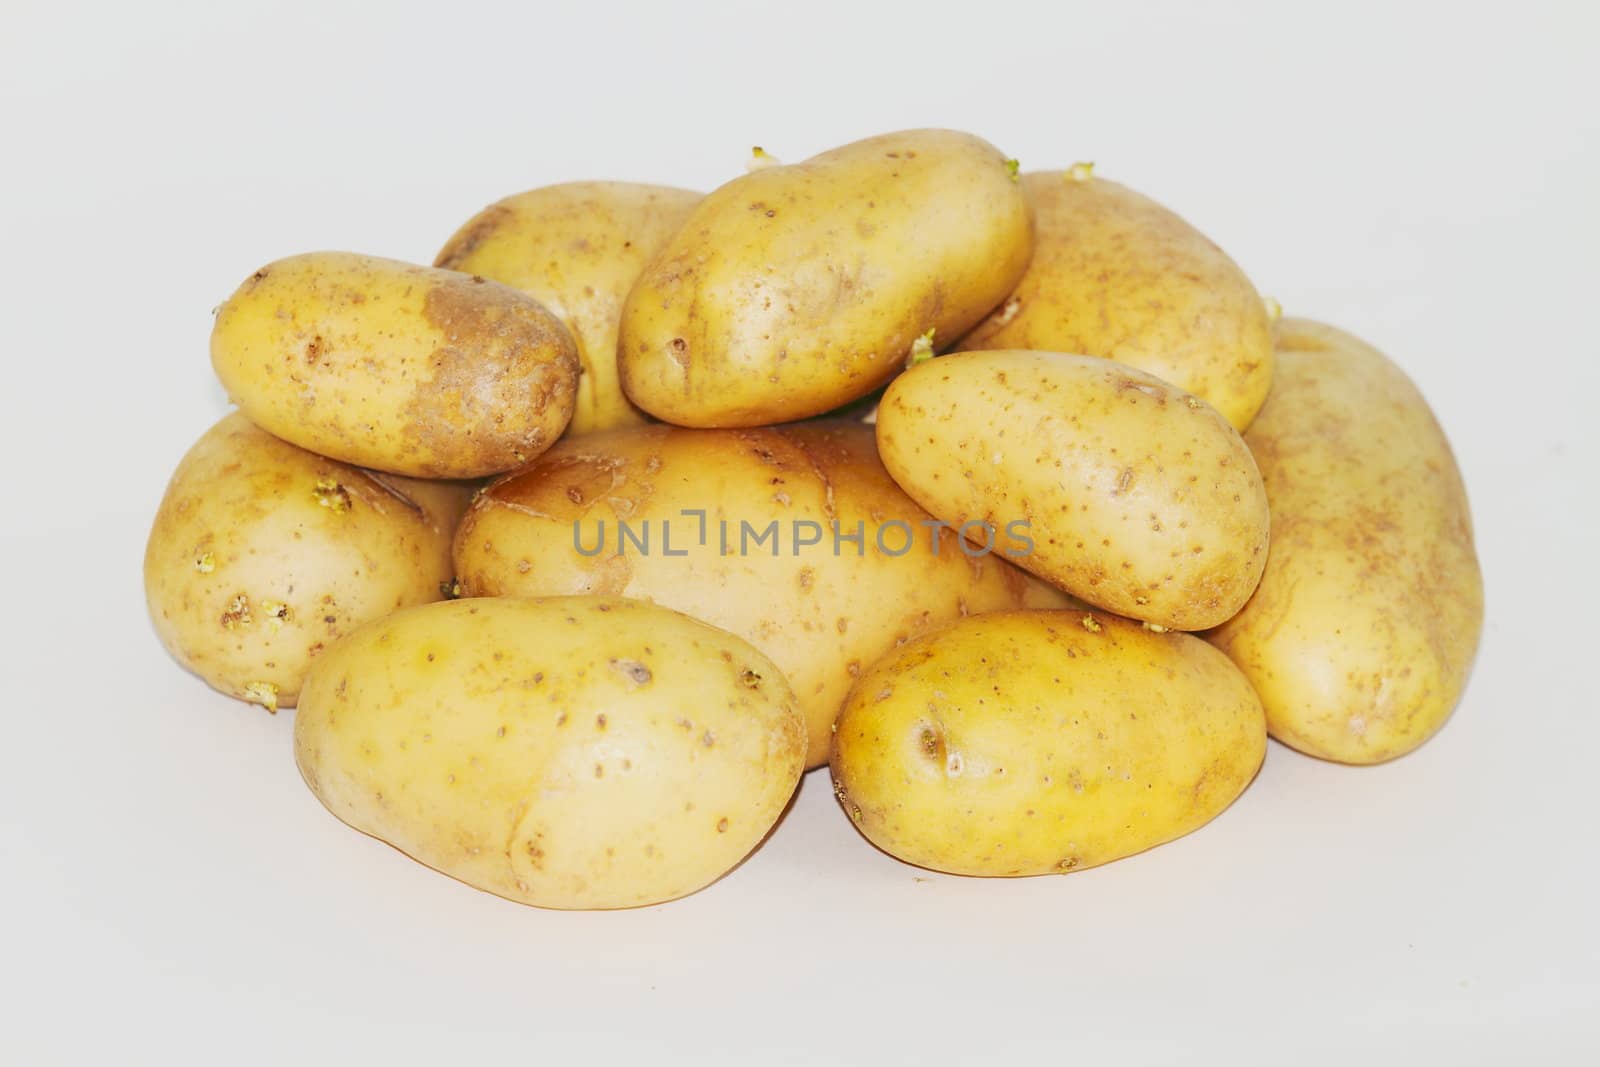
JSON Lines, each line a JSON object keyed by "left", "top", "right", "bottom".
{"left": 293, "top": 596, "right": 806, "bottom": 910}
{"left": 618, "top": 129, "right": 1034, "bottom": 427}
{"left": 144, "top": 413, "right": 469, "bottom": 711}
{"left": 435, "top": 182, "right": 701, "bottom": 436}
{"left": 211, "top": 252, "right": 579, "bottom": 478}
{"left": 957, "top": 171, "right": 1274, "bottom": 431}
{"left": 453, "top": 421, "right": 1069, "bottom": 768}
{"left": 1208, "top": 319, "right": 1483, "bottom": 763}
{"left": 830, "top": 609, "right": 1266, "bottom": 876}
{"left": 875, "top": 351, "right": 1269, "bottom": 630}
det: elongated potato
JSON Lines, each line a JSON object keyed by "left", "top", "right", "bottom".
{"left": 435, "top": 182, "right": 701, "bottom": 435}
{"left": 957, "top": 170, "right": 1275, "bottom": 430}
{"left": 453, "top": 421, "right": 1070, "bottom": 768}
{"left": 1209, "top": 319, "right": 1483, "bottom": 763}
{"left": 618, "top": 129, "right": 1033, "bottom": 426}
{"left": 831, "top": 609, "right": 1266, "bottom": 876}
{"left": 294, "top": 597, "right": 806, "bottom": 910}
{"left": 876, "top": 351, "right": 1269, "bottom": 630}
{"left": 144, "top": 413, "right": 470, "bottom": 711}
{"left": 211, "top": 252, "right": 579, "bottom": 478}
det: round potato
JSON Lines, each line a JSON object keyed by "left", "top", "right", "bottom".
{"left": 1209, "top": 319, "right": 1483, "bottom": 763}
{"left": 875, "top": 350, "right": 1269, "bottom": 630}
{"left": 618, "top": 129, "right": 1033, "bottom": 427}
{"left": 453, "top": 421, "right": 1070, "bottom": 768}
{"left": 211, "top": 252, "right": 579, "bottom": 478}
{"left": 957, "top": 170, "right": 1275, "bottom": 430}
{"left": 435, "top": 181, "right": 701, "bottom": 436}
{"left": 831, "top": 609, "right": 1266, "bottom": 876}
{"left": 293, "top": 596, "right": 806, "bottom": 910}
{"left": 144, "top": 412, "right": 471, "bottom": 711}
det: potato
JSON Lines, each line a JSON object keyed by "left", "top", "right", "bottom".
{"left": 957, "top": 170, "right": 1274, "bottom": 430}
{"left": 618, "top": 129, "right": 1033, "bottom": 427}
{"left": 211, "top": 252, "right": 579, "bottom": 478}
{"left": 144, "top": 413, "right": 470, "bottom": 712}
{"left": 453, "top": 421, "right": 1070, "bottom": 768}
{"left": 293, "top": 596, "right": 806, "bottom": 910}
{"left": 435, "top": 182, "right": 701, "bottom": 436}
{"left": 831, "top": 609, "right": 1266, "bottom": 876}
{"left": 875, "top": 350, "right": 1269, "bottom": 630}
{"left": 1208, "top": 319, "right": 1483, "bottom": 763}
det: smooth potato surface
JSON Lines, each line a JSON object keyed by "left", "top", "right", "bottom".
{"left": 618, "top": 129, "right": 1033, "bottom": 427}
{"left": 435, "top": 182, "right": 701, "bottom": 435}
{"left": 453, "top": 421, "right": 1070, "bottom": 768}
{"left": 958, "top": 171, "right": 1274, "bottom": 430}
{"left": 211, "top": 252, "right": 579, "bottom": 478}
{"left": 294, "top": 597, "right": 806, "bottom": 909}
{"left": 875, "top": 351, "right": 1269, "bottom": 630}
{"left": 831, "top": 609, "right": 1266, "bottom": 876}
{"left": 144, "top": 413, "right": 469, "bottom": 711}
{"left": 1209, "top": 319, "right": 1483, "bottom": 763}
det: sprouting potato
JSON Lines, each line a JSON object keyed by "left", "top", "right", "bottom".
{"left": 211, "top": 252, "right": 579, "bottom": 478}
{"left": 875, "top": 350, "right": 1270, "bottom": 630}
{"left": 144, "top": 413, "right": 470, "bottom": 711}
{"left": 831, "top": 609, "right": 1266, "bottom": 876}
{"left": 958, "top": 169, "right": 1275, "bottom": 430}
{"left": 618, "top": 129, "right": 1034, "bottom": 427}
{"left": 1208, "top": 319, "right": 1484, "bottom": 763}
{"left": 294, "top": 596, "right": 806, "bottom": 909}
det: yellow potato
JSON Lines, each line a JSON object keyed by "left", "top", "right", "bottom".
{"left": 453, "top": 421, "right": 1069, "bottom": 768}
{"left": 294, "top": 596, "right": 806, "bottom": 910}
{"left": 1209, "top": 319, "right": 1483, "bottom": 763}
{"left": 435, "top": 181, "right": 701, "bottom": 435}
{"left": 618, "top": 129, "right": 1033, "bottom": 426}
{"left": 958, "top": 170, "right": 1275, "bottom": 430}
{"left": 831, "top": 609, "right": 1266, "bottom": 876}
{"left": 211, "top": 252, "right": 579, "bottom": 478}
{"left": 876, "top": 350, "right": 1269, "bottom": 630}
{"left": 144, "top": 413, "right": 470, "bottom": 711}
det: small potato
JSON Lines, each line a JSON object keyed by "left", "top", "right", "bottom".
{"left": 619, "top": 129, "right": 1033, "bottom": 427}
{"left": 831, "top": 609, "right": 1266, "bottom": 876}
{"left": 958, "top": 170, "right": 1275, "bottom": 430}
{"left": 144, "top": 413, "right": 470, "bottom": 711}
{"left": 1209, "top": 319, "right": 1483, "bottom": 763}
{"left": 454, "top": 421, "right": 1070, "bottom": 768}
{"left": 211, "top": 252, "right": 579, "bottom": 478}
{"left": 876, "top": 351, "right": 1269, "bottom": 630}
{"left": 294, "top": 597, "right": 806, "bottom": 910}
{"left": 435, "top": 182, "right": 701, "bottom": 436}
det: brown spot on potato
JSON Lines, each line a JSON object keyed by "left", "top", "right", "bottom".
{"left": 610, "top": 658, "right": 652, "bottom": 685}
{"left": 313, "top": 478, "right": 352, "bottom": 512}
{"left": 403, "top": 279, "right": 577, "bottom": 476}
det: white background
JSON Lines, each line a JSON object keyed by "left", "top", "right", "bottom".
{"left": 3, "top": 0, "right": 1596, "bottom": 1063}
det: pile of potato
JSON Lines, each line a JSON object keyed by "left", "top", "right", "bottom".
{"left": 145, "top": 129, "right": 1484, "bottom": 909}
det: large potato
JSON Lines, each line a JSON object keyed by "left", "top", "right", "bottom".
{"left": 294, "top": 597, "right": 806, "bottom": 910}
{"left": 831, "top": 609, "right": 1266, "bottom": 876}
{"left": 211, "top": 252, "right": 579, "bottom": 478}
{"left": 875, "top": 350, "right": 1269, "bottom": 630}
{"left": 618, "top": 129, "right": 1033, "bottom": 427}
{"left": 144, "top": 413, "right": 470, "bottom": 711}
{"left": 435, "top": 182, "right": 701, "bottom": 435}
{"left": 1209, "top": 319, "right": 1483, "bottom": 763}
{"left": 453, "top": 421, "right": 1070, "bottom": 768}
{"left": 957, "top": 170, "right": 1275, "bottom": 430}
